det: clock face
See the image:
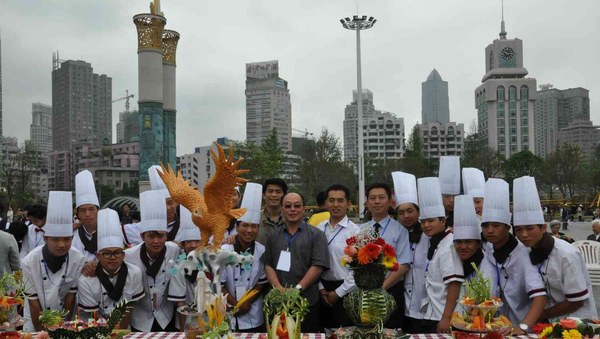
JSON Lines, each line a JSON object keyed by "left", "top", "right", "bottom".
{"left": 501, "top": 47, "right": 515, "bottom": 60}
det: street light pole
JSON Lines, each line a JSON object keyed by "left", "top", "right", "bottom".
{"left": 340, "top": 15, "right": 376, "bottom": 219}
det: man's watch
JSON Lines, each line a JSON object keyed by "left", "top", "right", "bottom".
{"left": 519, "top": 323, "right": 529, "bottom": 332}
{"left": 294, "top": 284, "right": 302, "bottom": 291}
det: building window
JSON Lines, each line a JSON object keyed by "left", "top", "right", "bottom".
{"left": 497, "top": 86, "right": 505, "bottom": 101}
{"left": 520, "top": 86, "right": 529, "bottom": 100}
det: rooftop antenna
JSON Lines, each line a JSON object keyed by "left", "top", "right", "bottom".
{"left": 499, "top": 0, "right": 507, "bottom": 39}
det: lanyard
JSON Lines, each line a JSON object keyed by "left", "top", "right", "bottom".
{"left": 326, "top": 225, "right": 344, "bottom": 245}
{"left": 376, "top": 218, "right": 392, "bottom": 237}
{"left": 285, "top": 225, "right": 303, "bottom": 250}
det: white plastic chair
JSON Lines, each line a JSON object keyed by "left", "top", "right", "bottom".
{"left": 573, "top": 240, "right": 600, "bottom": 286}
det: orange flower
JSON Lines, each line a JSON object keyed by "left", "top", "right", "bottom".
{"left": 363, "top": 243, "right": 381, "bottom": 259}
{"left": 357, "top": 248, "right": 374, "bottom": 265}
{"left": 559, "top": 318, "right": 578, "bottom": 330}
{"left": 382, "top": 244, "right": 395, "bottom": 257}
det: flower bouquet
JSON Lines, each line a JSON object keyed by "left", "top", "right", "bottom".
{"left": 451, "top": 263, "right": 511, "bottom": 336}
{"left": 535, "top": 318, "right": 600, "bottom": 339}
{"left": 36, "top": 300, "right": 131, "bottom": 339}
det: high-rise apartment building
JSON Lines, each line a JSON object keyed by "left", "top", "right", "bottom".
{"left": 343, "top": 90, "right": 405, "bottom": 161}
{"left": 30, "top": 103, "right": 53, "bottom": 153}
{"left": 416, "top": 122, "right": 465, "bottom": 160}
{"left": 474, "top": 21, "right": 537, "bottom": 158}
{"left": 557, "top": 120, "right": 599, "bottom": 160}
{"left": 535, "top": 85, "right": 590, "bottom": 157}
{"left": 422, "top": 69, "right": 450, "bottom": 124}
{"left": 177, "top": 138, "right": 232, "bottom": 193}
{"left": 52, "top": 55, "right": 112, "bottom": 151}
{"left": 245, "top": 60, "right": 292, "bottom": 151}
{"left": 116, "top": 110, "right": 140, "bottom": 143}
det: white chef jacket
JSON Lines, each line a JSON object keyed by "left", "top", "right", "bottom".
{"left": 72, "top": 225, "right": 98, "bottom": 261}
{"left": 19, "top": 224, "right": 45, "bottom": 259}
{"left": 221, "top": 242, "right": 267, "bottom": 330}
{"left": 480, "top": 239, "right": 546, "bottom": 326}
{"left": 21, "top": 246, "right": 85, "bottom": 331}
{"left": 77, "top": 262, "right": 146, "bottom": 318}
{"left": 124, "top": 241, "right": 180, "bottom": 331}
{"left": 404, "top": 230, "right": 430, "bottom": 319}
{"left": 124, "top": 223, "right": 142, "bottom": 246}
{"left": 317, "top": 216, "right": 359, "bottom": 297}
{"left": 421, "top": 231, "right": 464, "bottom": 321}
{"left": 535, "top": 238, "right": 597, "bottom": 321}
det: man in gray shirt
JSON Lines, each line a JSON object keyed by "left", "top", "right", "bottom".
{"left": 263, "top": 192, "right": 329, "bottom": 333}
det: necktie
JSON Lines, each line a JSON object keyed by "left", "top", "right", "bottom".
{"left": 373, "top": 222, "right": 382, "bottom": 235}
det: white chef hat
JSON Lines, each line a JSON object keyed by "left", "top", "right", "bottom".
{"left": 97, "top": 209, "right": 125, "bottom": 251}
{"left": 75, "top": 170, "right": 99, "bottom": 208}
{"left": 417, "top": 177, "right": 446, "bottom": 219}
{"left": 148, "top": 165, "right": 170, "bottom": 198}
{"left": 513, "top": 176, "right": 544, "bottom": 226}
{"left": 140, "top": 190, "right": 168, "bottom": 233}
{"left": 176, "top": 206, "right": 201, "bottom": 242}
{"left": 439, "top": 156, "right": 461, "bottom": 195}
{"left": 453, "top": 195, "right": 481, "bottom": 240}
{"left": 462, "top": 168, "right": 485, "bottom": 198}
{"left": 238, "top": 183, "right": 263, "bottom": 224}
{"left": 392, "top": 171, "right": 418, "bottom": 207}
{"left": 481, "top": 178, "right": 512, "bottom": 225}
{"left": 45, "top": 191, "right": 74, "bottom": 237}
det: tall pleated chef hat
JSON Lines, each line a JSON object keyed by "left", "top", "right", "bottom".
{"left": 238, "top": 183, "right": 263, "bottom": 224}
{"left": 148, "top": 165, "right": 170, "bottom": 199}
{"left": 392, "top": 171, "right": 418, "bottom": 207}
{"left": 481, "top": 178, "right": 511, "bottom": 225}
{"left": 140, "top": 190, "right": 168, "bottom": 233}
{"left": 75, "top": 170, "right": 99, "bottom": 207}
{"left": 462, "top": 167, "right": 485, "bottom": 198}
{"left": 45, "top": 191, "right": 75, "bottom": 237}
{"left": 513, "top": 176, "right": 544, "bottom": 226}
{"left": 453, "top": 195, "right": 481, "bottom": 240}
{"left": 176, "top": 206, "right": 201, "bottom": 242}
{"left": 97, "top": 209, "right": 125, "bottom": 250}
{"left": 417, "top": 177, "right": 445, "bottom": 219}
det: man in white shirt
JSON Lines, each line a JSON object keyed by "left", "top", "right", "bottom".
{"left": 317, "top": 184, "right": 359, "bottom": 330}
{"left": 360, "top": 182, "right": 412, "bottom": 329}
{"left": 19, "top": 205, "right": 47, "bottom": 259}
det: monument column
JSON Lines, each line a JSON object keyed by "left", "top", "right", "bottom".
{"left": 162, "top": 30, "right": 179, "bottom": 170}
{"left": 133, "top": 6, "right": 166, "bottom": 186}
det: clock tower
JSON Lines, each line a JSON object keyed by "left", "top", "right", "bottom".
{"left": 474, "top": 12, "right": 537, "bottom": 158}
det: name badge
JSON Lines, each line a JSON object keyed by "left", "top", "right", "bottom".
{"left": 276, "top": 250, "right": 291, "bottom": 272}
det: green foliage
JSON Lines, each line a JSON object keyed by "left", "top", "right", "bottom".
{"left": 297, "top": 128, "right": 357, "bottom": 204}
{"left": 503, "top": 150, "right": 544, "bottom": 190}
{"left": 98, "top": 184, "right": 116, "bottom": 206}
{"left": 542, "top": 144, "right": 584, "bottom": 200}
{"left": 119, "top": 180, "right": 139, "bottom": 198}
{"left": 0, "top": 141, "right": 41, "bottom": 207}
{"left": 234, "top": 129, "right": 284, "bottom": 183}
{"left": 461, "top": 131, "right": 504, "bottom": 178}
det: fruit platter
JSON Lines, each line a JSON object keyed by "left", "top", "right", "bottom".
{"left": 451, "top": 264, "right": 512, "bottom": 336}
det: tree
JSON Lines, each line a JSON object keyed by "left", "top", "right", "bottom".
{"left": 234, "top": 129, "right": 284, "bottom": 184}
{"left": 120, "top": 179, "right": 139, "bottom": 197}
{"left": 503, "top": 150, "right": 544, "bottom": 186}
{"left": 0, "top": 141, "right": 40, "bottom": 206}
{"left": 298, "top": 128, "right": 357, "bottom": 204}
{"left": 461, "top": 131, "right": 504, "bottom": 178}
{"left": 542, "top": 144, "right": 584, "bottom": 200}
{"left": 400, "top": 126, "right": 434, "bottom": 178}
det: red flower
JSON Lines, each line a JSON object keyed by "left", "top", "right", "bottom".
{"left": 559, "top": 318, "right": 577, "bottom": 330}
{"left": 357, "top": 248, "right": 374, "bottom": 265}
{"left": 382, "top": 244, "right": 395, "bottom": 257}
{"left": 532, "top": 323, "right": 553, "bottom": 334}
{"left": 374, "top": 238, "right": 385, "bottom": 245}
{"left": 363, "top": 243, "right": 381, "bottom": 259}
{"left": 346, "top": 237, "right": 356, "bottom": 246}
{"left": 391, "top": 262, "right": 399, "bottom": 272}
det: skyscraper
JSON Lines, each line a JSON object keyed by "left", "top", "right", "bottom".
{"left": 51, "top": 55, "right": 112, "bottom": 151}
{"left": 474, "top": 18, "right": 536, "bottom": 158}
{"left": 534, "top": 85, "right": 590, "bottom": 157}
{"left": 245, "top": 60, "right": 292, "bottom": 151}
{"left": 422, "top": 69, "right": 449, "bottom": 124}
{"left": 30, "top": 103, "right": 53, "bottom": 153}
{"left": 343, "top": 89, "right": 405, "bottom": 161}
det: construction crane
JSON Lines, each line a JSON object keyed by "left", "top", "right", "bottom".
{"left": 113, "top": 90, "right": 135, "bottom": 113}
{"left": 292, "top": 128, "right": 314, "bottom": 139}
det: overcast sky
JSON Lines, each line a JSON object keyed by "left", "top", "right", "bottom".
{"left": 1, "top": 0, "right": 599, "bottom": 156}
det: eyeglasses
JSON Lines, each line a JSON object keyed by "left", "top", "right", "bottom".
{"left": 100, "top": 251, "right": 125, "bottom": 259}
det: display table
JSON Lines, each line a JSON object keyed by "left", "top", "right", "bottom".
{"left": 122, "top": 333, "right": 326, "bottom": 339}
{"left": 410, "top": 335, "right": 538, "bottom": 339}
